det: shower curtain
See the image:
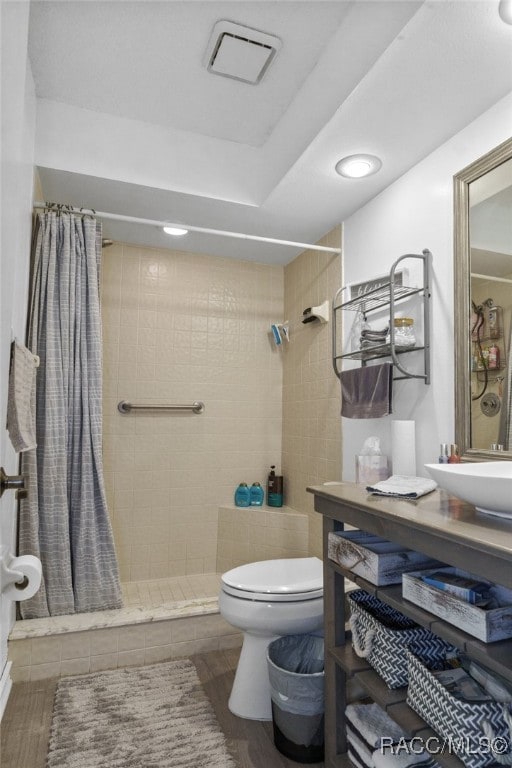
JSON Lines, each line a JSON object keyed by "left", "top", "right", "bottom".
{"left": 18, "top": 210, "right": 122, "bottom": 618}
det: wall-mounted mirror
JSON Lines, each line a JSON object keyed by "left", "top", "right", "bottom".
{"left": 454, "top": 137, "right": 512, "bottom": 461}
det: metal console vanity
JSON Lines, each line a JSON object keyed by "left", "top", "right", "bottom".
{"left": 308, "top": 482, "right": 512, "bottom": 768}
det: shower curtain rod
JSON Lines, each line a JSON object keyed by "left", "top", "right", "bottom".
{"left": 33, "top": 202, "right": 341, "bottom": 254}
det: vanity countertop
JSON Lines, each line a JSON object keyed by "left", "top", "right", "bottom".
{"left": 307, "top": 482, "right": 512, "bottom": 588}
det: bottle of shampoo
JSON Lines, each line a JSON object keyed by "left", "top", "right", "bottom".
{"left": 267, "top": 466, "right": 283, "bottom": 507}
{"left": 488, "top": 344, "right": 500, "bottom": 370}
{"left": 250, "top": 482, "right": 264, "bottom": 506}
{"left": 234, "top": 482, "right": 250, "bottom": 507}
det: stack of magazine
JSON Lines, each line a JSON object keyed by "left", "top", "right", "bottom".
{"left": 421, "top": 571, "right": 493, "bottom": 606}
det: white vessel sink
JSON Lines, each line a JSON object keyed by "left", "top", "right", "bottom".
{"left": 424, "top": 462, "right": 512, "bottom": 518}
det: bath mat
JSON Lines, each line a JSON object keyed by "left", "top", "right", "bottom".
{"left": 46, "top": 659, "right": 237, "bottom": 767}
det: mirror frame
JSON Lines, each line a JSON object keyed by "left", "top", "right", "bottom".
{"left": 454, "top": 136, "right": 512, "bottom": 462}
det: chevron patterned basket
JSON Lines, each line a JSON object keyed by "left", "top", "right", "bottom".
{"left": 406, "top": 641, "right": 512, "bottom": 768}
{"left": 347, "top": 590, "right": 447, "bottom": 689}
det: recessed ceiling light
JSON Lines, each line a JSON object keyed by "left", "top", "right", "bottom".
{"left": 163, "top": 226, "right": 188, "bottom": 237}
{"left": 335, "top": 154, "right": 382, "bottom": 179}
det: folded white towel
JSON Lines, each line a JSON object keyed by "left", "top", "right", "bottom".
{"left": 6, "top": 340, "right": 38, "bottom": 452}
{"left": 469, "top": 660, "right": 512, "bottom": 703}
{"left": 346, "top": 723, "right": 374, "bottom": 768}
{"left": 346, "top": 703, "right": 405, "bottom": 750}
{"left": 373, "top": 746, "right": 440, "bottom": 768}
{"left": 366, "top": 475, "right": 437, "bottom": 499}
{"left": 348, "top": 747, "right": 369, "bottom": 768}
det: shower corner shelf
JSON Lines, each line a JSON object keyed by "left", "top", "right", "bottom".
{"left": 332, "top": 249, "right": 432, "bottom": 384}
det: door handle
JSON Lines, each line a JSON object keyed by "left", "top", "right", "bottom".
{"left": 0, "top": 467, "right": 25, "bottom": 498}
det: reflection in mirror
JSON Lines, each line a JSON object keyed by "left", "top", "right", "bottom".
{"left": 454, "top": 138, "right": 512, "bottom": 461}
{"left": 470, "top": 157, "right": 512, "bottom": 452}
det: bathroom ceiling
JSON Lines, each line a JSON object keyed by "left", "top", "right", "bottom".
{"left": 29, "top": 1, "right": 512, "bottom": 264}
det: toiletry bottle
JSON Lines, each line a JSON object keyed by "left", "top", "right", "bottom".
{"left": 250, "top": 482, "right": 264, "bottom": 506}
{"left": 267, "top": 466, "right": 283, "bottom": 507}
{"left": 267, "top": 466, "right": 275, "bottom": 500}
{"left": 438, "top": 443, "right": 449, "bottom": 464}
{"left": 234, "top": 482, "right": 251, "bottom": 507}
{"left": 487, "top": 306, "right": 500, "bottom": 339}
{"left": 488, "top": 344, "right": 500, "bottom": 370}
{"left": 448, "top": 444, "right": 461, "bottom": 464}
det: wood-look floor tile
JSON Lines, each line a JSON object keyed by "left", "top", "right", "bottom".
{"left": 1, "top": 648, "right": 324, "bottom": 768}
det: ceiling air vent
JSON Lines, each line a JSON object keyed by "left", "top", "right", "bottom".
{"left": 203, "top": 20, "right": 282, "bottom": 85}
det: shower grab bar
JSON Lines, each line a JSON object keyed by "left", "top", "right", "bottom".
{"left": 117, "top": 400, "right": 204, "bottom": 415}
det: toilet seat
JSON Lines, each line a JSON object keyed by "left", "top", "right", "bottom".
{"left": 221, "top": 557, "right": 323, "bottom": 602}
{"left": 221, "top": 583, "right": 323, "bottom": 601}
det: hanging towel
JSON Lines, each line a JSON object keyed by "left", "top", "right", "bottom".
{"left": 6, "top": 340, "right": 39, "bottom": 452}
{"left": 366, "top": 475, "right": 437, "bottom": 499}
{"left": 341, "top": 362, "right": 393, "bottom": 419}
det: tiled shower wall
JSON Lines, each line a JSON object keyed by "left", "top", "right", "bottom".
{"left": 101, "top": 245, "right": 284, "bottom": 581}
{"left": 283, "top": 227, "right": 342, "bottom": 557}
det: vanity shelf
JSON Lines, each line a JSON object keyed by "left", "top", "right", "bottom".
{"left": 332, "top": 249, "right": 431, "bottom": 383}
{"left": 308, "top": 482, "right": 512, "bottom": 768}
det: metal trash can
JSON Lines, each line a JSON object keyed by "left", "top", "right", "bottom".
{"left": 267, "top": 634, "right": 324, "bottom": 764}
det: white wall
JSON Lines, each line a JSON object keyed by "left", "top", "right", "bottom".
{"left": 0, "top": 0, "right": 37, "bottom": 704}
{"left": 342, "top": 92, "right": 512, "bottom": 481}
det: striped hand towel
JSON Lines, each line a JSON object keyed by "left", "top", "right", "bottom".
{"left": 6, "top": 340, "right": 39, "bottom": 452}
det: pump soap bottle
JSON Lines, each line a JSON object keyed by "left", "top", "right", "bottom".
{"left": 267, "top": 466, "right": 283, "bottom": 507}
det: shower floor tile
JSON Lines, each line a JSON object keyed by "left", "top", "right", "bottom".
{"left": 121, "top": 572, "right": 222, "bottom": 608}
{"left": 12, "top": 573, "right": 222, "bottom": 640}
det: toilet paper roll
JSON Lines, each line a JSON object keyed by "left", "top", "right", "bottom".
{"left": 2, "top": 555, "right": 42, "bottom": 601}
{"left": 391, "top": 420, "right": 417, "bottom": 476}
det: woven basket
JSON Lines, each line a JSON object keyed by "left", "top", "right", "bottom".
{"left": 406, "top": 641, "right": 512, "bottom": 768}
{"left": 348, "top": 590, "right": 448, "bottom": 689}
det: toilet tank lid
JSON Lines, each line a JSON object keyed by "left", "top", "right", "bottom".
{"left": 221, "top": 557, "right": 323, "bottom": 595}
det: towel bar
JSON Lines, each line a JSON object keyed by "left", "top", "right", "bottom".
{"left": 117, "top": 401, "right": 204, "bottom": 414}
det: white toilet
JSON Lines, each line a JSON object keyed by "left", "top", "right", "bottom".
{"left": 219, "top": 556, "right": 324, "bottom": 720}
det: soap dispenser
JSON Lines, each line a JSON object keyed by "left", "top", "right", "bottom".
{"left": 267, "top": 466, "right": 283, "bottom": 507}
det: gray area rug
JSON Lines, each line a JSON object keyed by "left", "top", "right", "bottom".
{"left": 46, "top": 658, "right": 238, "bottom": 767}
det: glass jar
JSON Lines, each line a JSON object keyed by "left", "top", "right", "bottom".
{"left": 393, "top": 317, "right": 415, "bottom": 346}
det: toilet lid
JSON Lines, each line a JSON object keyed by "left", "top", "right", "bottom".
{"left": 221, "top": 557, "right": 323, "bottom": 602}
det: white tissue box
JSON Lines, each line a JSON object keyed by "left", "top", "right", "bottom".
{"left": 328, "top": 530, "right": 441, "bottom": 585}
{"left": 355, "top": 455, "right": 389, "bottom": 485}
